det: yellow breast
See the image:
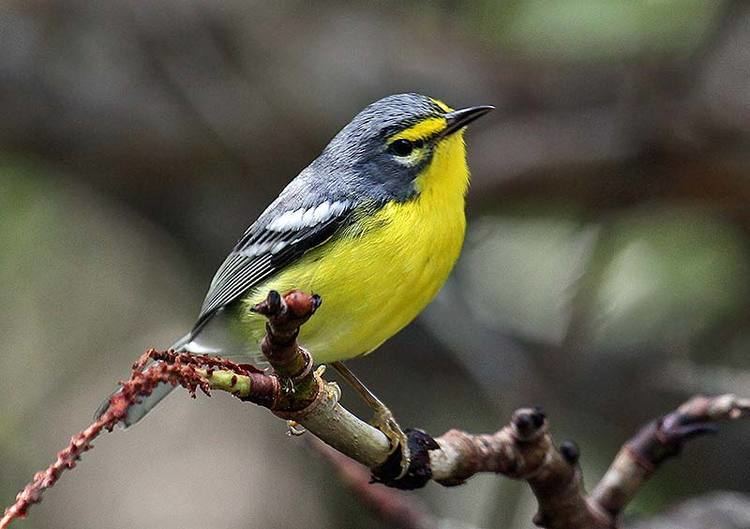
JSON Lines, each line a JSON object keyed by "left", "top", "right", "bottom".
{"left": 242, "top": 131, "right": 469, "bottom": 363}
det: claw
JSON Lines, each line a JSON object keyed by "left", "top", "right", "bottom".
{"left": 280, "top": 376, "right": 296, "bottom": 394}
{"left": 286, "top": 420, "right": 306, "bottom": 437}
{"left": 371, "top": 408, "right": 411, "bottom": 479}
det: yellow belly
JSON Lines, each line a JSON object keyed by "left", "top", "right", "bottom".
{"left": 239, "top": 201, "right": 464, "bottom": 362}
{"left": 240, "top": 132, "right": 469, "bottom": 363}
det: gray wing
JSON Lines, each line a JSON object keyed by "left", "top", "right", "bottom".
{"left": 193, "top": 198, "right": 354, "bottom": 332}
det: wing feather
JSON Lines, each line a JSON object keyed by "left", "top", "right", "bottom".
{"left": 193, "top": 200, "right": 354, "bottom": 331}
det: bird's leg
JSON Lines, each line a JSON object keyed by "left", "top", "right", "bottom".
{"left": 331, "top": 362, "right": 411, "bottom": 478}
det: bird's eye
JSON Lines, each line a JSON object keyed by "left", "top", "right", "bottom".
{"left": 389, "top": 139, "right": 414, "bottom": 157}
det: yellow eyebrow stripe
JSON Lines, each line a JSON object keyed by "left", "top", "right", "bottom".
{"left": 388, "top": 117, "right": 447, "bottom": 143}
{"left": 430, "top": 98, "right": 453, "bottom": 113}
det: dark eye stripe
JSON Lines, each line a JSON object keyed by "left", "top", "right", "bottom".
{"left": 429, "top": 100, "right": 449, "bottom": 114}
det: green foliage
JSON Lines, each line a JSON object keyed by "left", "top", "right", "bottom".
{"left": 470, "top": 0, "right": 725, "bottom": 60}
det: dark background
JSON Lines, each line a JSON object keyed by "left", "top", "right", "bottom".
{"left": 1, "top": 1, "right": 749, "bottom": 528}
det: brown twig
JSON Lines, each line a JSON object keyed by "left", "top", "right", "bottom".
{"left": 0, "top": 349, "right": 230, "bottom": 529}
{"left": 592, "top": 394, "right": 750, "bottom": 521}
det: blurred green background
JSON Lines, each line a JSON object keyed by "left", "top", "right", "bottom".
{"left": 1, "top": 1, "right": 749, "bottom": 528}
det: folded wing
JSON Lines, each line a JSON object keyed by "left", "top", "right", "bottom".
{"left": 193, "top": 199, "right": 355, "bottom": 332}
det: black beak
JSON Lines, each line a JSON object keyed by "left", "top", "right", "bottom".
{"left": 443, "top": 105, "right": 494, "bottom": 136}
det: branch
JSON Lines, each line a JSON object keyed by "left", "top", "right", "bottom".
{"left": 592, "top": 394, "right": 750, "bottom": 519}
{"left": 0, "top": 350, "right": 216, "bottom": 529}
{"left": 2, "top": 290, "right": 749, "bottom": 529}
{"left": 321, "top": 394, "right": 749, "bottom": 529}
{"left": 0, "top": 290, "right": 390, "bottom": 529}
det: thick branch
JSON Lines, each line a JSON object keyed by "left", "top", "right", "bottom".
{"left": 429, "top": 410, "right": 609, "bottom": 529}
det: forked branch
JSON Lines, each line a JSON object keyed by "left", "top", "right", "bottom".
{"left": 2, "top": 290, "right": 748, "bottom": 529}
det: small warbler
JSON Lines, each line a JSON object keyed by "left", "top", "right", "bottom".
{"left": 97, "top": 93, "right": 492, "bottom": 454}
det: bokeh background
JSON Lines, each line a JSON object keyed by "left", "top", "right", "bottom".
{"left": 2, "top": 1, "right": 750, "bottom": 528}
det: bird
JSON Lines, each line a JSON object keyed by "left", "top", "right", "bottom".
{"left": 96, "top": 93, "right": 492, "bottom": 466}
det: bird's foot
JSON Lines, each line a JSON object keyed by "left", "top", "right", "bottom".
{"left": 328, "top": 362, "right": 411, "bottom": 478}
{"left": 280, "top": 376, "right": 296, "bottom": 394}
{"left": 370, "top": 407, "right": 411, "bottom": 479}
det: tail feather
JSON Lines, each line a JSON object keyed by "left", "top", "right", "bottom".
{"left": 94, "top": 334, "right": 191, "bottom": 428}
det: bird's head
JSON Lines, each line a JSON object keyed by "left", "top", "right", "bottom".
{"left": 318, "top": 93, "right": 493, "bottom": 202}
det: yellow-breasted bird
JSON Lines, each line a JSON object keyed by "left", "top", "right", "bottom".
{"left": 97, "top": 93, "right": 492, "bottom": 460}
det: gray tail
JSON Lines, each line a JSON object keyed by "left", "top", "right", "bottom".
{"left": 94, "top": 334, "right": 191, "bottom": 428}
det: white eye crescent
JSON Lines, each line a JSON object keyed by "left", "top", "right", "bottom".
{"left": 389, "top": 138, "right": 426, "bottom": 166}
